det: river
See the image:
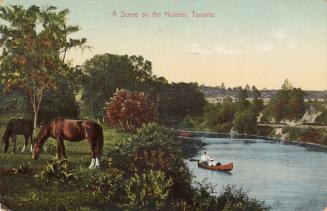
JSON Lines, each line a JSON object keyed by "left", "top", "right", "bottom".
{"left": 188, "top": 137, "right": 327, "bottom": 211}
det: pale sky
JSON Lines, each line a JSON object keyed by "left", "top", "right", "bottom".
{"left": 3, "top": 0, "right": 327, "bottom": 90}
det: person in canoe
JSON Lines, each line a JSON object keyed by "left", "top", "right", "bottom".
{"left": 200, "top": 151, "right": 211, "bottom": 166}
{"left": 200, "top": 151, "right": 221, "bottom": 166}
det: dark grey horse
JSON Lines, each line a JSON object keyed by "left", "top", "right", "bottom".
{"left": 2, "top": 118, "right": 34, "bottom": 153}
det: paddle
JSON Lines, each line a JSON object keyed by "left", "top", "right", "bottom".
{"left": 189, "top": 159, "right": 199, "bottom": 162}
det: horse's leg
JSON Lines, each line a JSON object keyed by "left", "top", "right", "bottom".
{"left": 87, "top": 138, "right": 96, "bottom": 169}
{"left": 94, "top": 141, "right": 100, "bottom": 168}
{"left": 58, "top": 137, "right": 67, "bottom": 160}
{"left": 56, "top": 141, "right": 62, "bottom": 160}
{"left": 21, "top": 134, "right": 28, "bottom": 153}
{"left": 12, "top": 135, "right": 17, "bottom": 153}
{"left": 56, "top": 137, "right": 67, "bottom": 160}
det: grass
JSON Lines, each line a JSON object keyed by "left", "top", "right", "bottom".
{"left": 0, "top": 121, "right": 129, "bottom": 210}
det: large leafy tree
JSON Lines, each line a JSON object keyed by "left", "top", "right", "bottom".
{"left": 269, "top": 80, "right": 305, "bottom": 122}
{"left": 82, "top": 54, "right": 154, "bottom": 122}
{"left": 157, "top": 82, "right": 206, "bottom": 125}
{"left": 0, "top": 5, "right": 86, "bottom": 127}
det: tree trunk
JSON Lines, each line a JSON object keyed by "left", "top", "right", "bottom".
{"left": 33, "top": 108, "right": 38, "bottom": 128}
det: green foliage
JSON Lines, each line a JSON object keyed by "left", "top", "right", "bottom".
{"left": 105, "top": 89, "right": 157, "bottom": 133}
{"left": 38, "top": 76, "right": 80, "bottom": 123}
{"left": 234, "top": 109, "right": 257, "bottom": 134}
{"left": 106, "top": 123, "right": 195, "bottom": 202}
{"left": 157, "top": 82, "right": 206, "bottom": 125}
{"left": 204, "top": 97, "right": 237, "bottom": 132}
{"left": 316, "top": 110, "right": 327, "bottom": 124}
{"left": 284, "top": 127, "right": 327, "bottom": 145}
{"left": 125, "top": 170, "right": 173, "bottom": 210}
{"left": 40, "top": 160, "right": 78, "bottom": 184}
{"left": 44, "top": 141, "right": 57, "bottom": 155}
{"left": 217, "top": 185, "right": 269, "bottom": 211}
{"left": 0, "top": 5, "right": 86, "bottom": 126}
{"left": 82, "top": 54, "right": 154, "bottom": 121}
{"left": 237, "top": 87, "right": 251, "bottom": 111}
{"left": 268, "top": 81, "right": 305, "bottom": 122}
{"left": 87, "top": 159, "right": 124, "bottom": 205}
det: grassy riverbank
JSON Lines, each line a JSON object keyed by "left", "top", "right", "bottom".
{"left": 0, "top": 120, "right": 268, "bottom": 210}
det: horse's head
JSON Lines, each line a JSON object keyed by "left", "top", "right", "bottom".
{"left": 32, "top": 125, "right": 50, "bottom": 160}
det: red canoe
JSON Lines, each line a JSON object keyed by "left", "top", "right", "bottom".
{"left": 198, "top": 161, "right": 233, "bottom": 172}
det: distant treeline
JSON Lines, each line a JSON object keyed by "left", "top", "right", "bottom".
{"left": 200, "top": 85, "right": 327, "bottom": 100}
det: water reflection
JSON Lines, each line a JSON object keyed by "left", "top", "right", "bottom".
{"left": 189, "top": 137, "right": 327, "bottom": 211}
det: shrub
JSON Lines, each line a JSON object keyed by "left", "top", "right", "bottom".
{"left": 40, "top": 160, "right": 78, "bottom": 184}
{"left": 87, "top": 159, "right": 124, "bottom": 205}
{"left": 216, "top": 185, "right": 269, "bottom": 211}
{"left": 124, "top": 170, "right": 173, "bottom": 210}
{"left": 316, "top": 110, "right": 327, "bottom": 124}
{"left": 44, "top": 141, "right": 57, "bottom": 155}
{"left": 234, "top": 109, "right": 257, "bottom": 134}
{"left": 105, "top": 123, "right": 194, "bottom": 201}
{"left": 105, "top": 89, "right": 157, "bottom": 132}
{"left": 130, "top": 123, "right": 194, "bottom": 201}
{"left": 187, "top": 183, "right": 269, "bottom": 211}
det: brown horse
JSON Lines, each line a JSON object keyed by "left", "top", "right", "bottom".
{"left": 32, "top": 118, "right": 104, "bottom": 169}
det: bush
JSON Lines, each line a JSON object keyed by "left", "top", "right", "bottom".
{"left": 40, "top": 160, "right": 78, "bottom": 184}
{"left": 88, "top": 172, "right": 124, "bottom": 204}
{"left": 316, "top": 110, "right": 327, "bottom": 124}
{"left": 44, "top": 141, "right": 57, "bottom": 155}
{"left": 105, "top": 89, "right": 157, "bottom": 132}
{"left": 234, "top": 109, "right": 257, "bottom": 134}
{"left": 217, "top": 185, "right": 269, "bottom": 211}
{"left": 124, "top": 170, "right": 173, "bottom": 210}
{"left": 130, "top": 123, "right": 194, "bottom": 200}
{"left": 216, "top": 122, "right": 234, "bottom": 133}
{"left": 105, "top": 123, "right": 194, "bottom": 202}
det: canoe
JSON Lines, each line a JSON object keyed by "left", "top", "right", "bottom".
{"left": 198, "top": 161, "right": 233, "bottom": 172}
{"left": 178, "top": 131, "right": 193, "bottom": 137}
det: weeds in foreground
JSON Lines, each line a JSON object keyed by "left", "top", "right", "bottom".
{"left": 39, "top": 160, "right": 78, "bottom": 184}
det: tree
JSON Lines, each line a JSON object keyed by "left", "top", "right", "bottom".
{"left": 157, "top": 82, "right": 206, "bottom": 125}
{"left": 237, "top": 88, "right": 250, "bottom": 111}
{"left": 38, "top": 76, "right": 80, "bottom": 123}
{"left": 234, "top": 109, "right": 257, "bottom": 134}
{"left": 281, "top": 79, "right": 293, "bottom": 90}
{"left": 82, "top": 54, "right": 154, "bottom": 122}
{"left": 251, "top": 86, "right": 263, "bottom": 115}
{"left": 268, "top": 81, "right": 305, "bottom": 122}
{"left": 203, "top": 97, "right": 237, "bottom": 132}
{"left": 0, "top": 5, "right": 86, "bottom": 127}
{"left": 105, "top": 89, "right": 157, "bottom": 133}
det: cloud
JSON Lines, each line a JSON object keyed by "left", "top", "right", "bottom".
{"left": 255, "top": 42, "right": 275, "bottom": 52}
{"left": 190, "top": 42, "right": 211, "bottom": 55}
{"left": 273, "top": 30, "right": 287, "bottom": 39}
{"left": 288, "top": 42, "right": 298, "bottom": 50}
{"left": 223, "top": 49, "right": 243, "bottom": 55}
{"left": 189, "top": 43, "right": 243, "bottom": 56}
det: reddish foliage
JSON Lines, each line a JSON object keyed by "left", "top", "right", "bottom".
{"left": 105, "top": 89, "right": 157, "bottom": 132}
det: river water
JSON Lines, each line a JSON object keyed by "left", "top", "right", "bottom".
{"left": 188, "top": 137, "right": 327, "bottom": 211}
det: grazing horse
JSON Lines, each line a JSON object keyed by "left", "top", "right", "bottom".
{"left": 2, "top": 118, "right": 34, "bottom": 153}
{"left": 32, "top": 118, "right": 104, "bottom": 169}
